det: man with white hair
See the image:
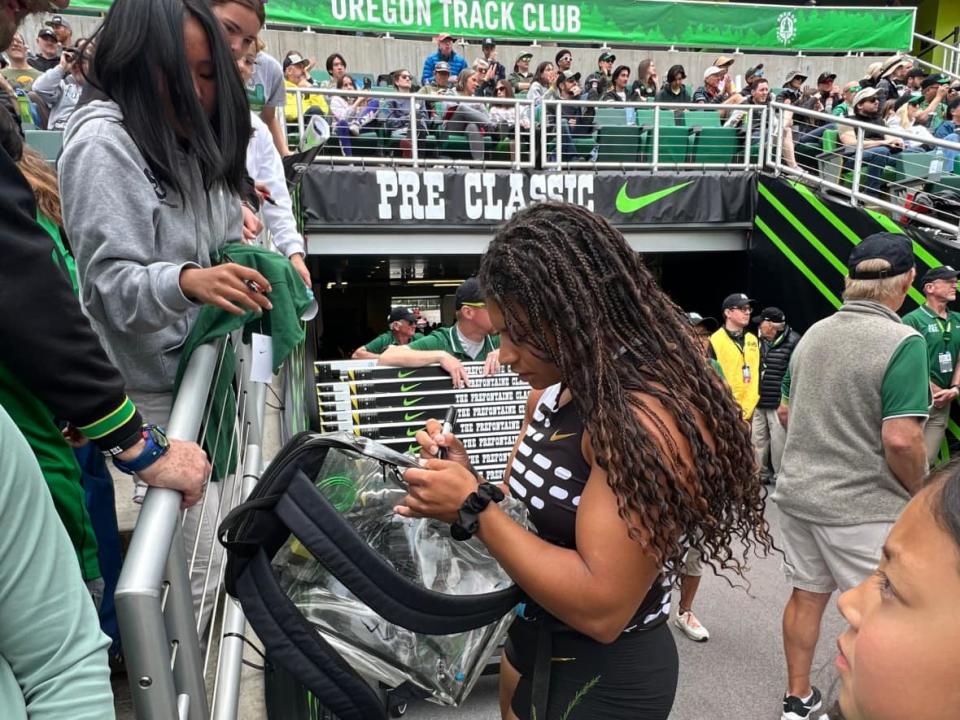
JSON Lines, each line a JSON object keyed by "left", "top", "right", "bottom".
{"left": 774, "top": 233, "right": 927, "bottom": 720}
{"left": 753, "top": 307, "right": 800, "bottom": 484}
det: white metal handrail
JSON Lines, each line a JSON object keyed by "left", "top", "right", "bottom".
{"left": 914, "top": 32, "right": 960, "bottom": 78}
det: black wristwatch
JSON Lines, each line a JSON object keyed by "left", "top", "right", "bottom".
{"left": 450, "top": 483, "right": 504, "bottom": 541}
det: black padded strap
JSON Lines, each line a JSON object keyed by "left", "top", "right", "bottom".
{"left": 276, "top": 471, "right": 520, "bottom": 634}
{"left": 237, "top": 546, "right": 387, "bottom": 720}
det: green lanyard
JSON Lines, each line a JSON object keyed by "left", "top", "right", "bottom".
{"left": 926, "top": 307, "right": 952, "bottom": 343}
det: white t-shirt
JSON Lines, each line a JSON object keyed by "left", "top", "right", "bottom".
{"left": 457, "top": 326, "right": 484, "bottom": 360}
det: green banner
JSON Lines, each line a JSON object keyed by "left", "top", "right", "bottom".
{"left": 67, "top": 0, "right": 915, "bottom": 52}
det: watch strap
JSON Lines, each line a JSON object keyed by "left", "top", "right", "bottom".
{"left": 112, "top": 425, "right": 169, "bottom": 475}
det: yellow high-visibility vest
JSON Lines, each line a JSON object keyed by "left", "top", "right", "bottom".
{"left": 710, "top": 328, "right": 761, "bottom": 420}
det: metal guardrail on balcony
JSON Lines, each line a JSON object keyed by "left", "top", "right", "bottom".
{"left": 766, "top": 100, "right": 960, "bottom": 237}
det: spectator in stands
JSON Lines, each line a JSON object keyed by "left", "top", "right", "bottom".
{"left": 861, "top": 61, "right": 884, "bottom": 90}
{"left": 60, "top": 0, "right": 268, "bottom": 627}
{"left": 583, "top": 50, "right": 614, "bottom": 100}
{"left": 601, "top": 65, "right": 631, "bottom": 102}
{"left": 378, "top": 278, "right": 500, "bottom": 387}
{"left": 1, "top": 32, "right": 40, "bottom": 92}
{"left": 887, "top": 93, "right": 936, "bottom": 151}
{"left": 489, "top": 80, "right": 528, "bottom": 157}
{"left": 418, "top": 60, "right": 455, "bottom": 125}
{"left": 917, "top": 74, "right": 949, "bottom": 128}
{"left": 384, "top": 68, "right": 429, "bottom": 155}
{"left": 509, "top": 51, "right": 533, "bottom": 94}
{"left": 556, "top": 69, "right": 593, "bottom": 158}
{"left": 744, "top": 64, "right": 764, "bottom": 92}
{"left": 753, "top": 307, "right": 800, "bottom": 485}
{"left": 283, "top": 51, "right": 329, "bottom": 122}
{"left": 32, "top": 38, "right": 91, "bottom": 131}
{"left": 656, "top": 64, "right": 690, "bottom": 104}
{"left": 877, "top": 55, "right": 910, "bottom": 104}
{"left": 353, "top": 307, "right": 423, "bottom": 359}
{"left": 832, "top": 81, "right": 860, "bottom": 117}
{"left": 881, "top": 98, "right": 897, "bottom": 125}
{"left": 949, "top": 80, "right": 960, "bottom": 104}
{"left": 901, "top": 266, "right": 960, "bottom": 465}
{"left": 934, "top": 98, "right": 960, "bottom": 173}
{"left": 480, "top": 38, "right": 505, "bottom": 82}
{"left": 694, "top": 65, "right": 741, "bottom": 105}
{"left": 631, "top": 58, "right": 658, "bottom": 102}
{"left": 709, "top": 293, "right": 761, "bottom": 421}
{"left": 713, "top": 54, "right": 736, "bottom": 98}
{"left": 45, "top": 14, "right": 72, "bottom": 48}
{"left": 422, "top": 32, "right": 467, "bottom": 86}
{"left": 903, "top": 67, "right": 926, "bottom": 96}
{"left": 725, "top": 78, "right": 770, "bottom": 134}
{"left": 472, "top": 57, "right": 498, "bottom": 97}
{"left": 329, "top": 74, "right": 379, "bottom": 155}
{"left": 236, "top": 52, "right": 311, "bottom": 286}
{"left": 555, "top": 48, "right": 572, "bottom": 74}
{"left": 839, "top": 87, "right": 903, "bottom": 197}
{"left": 527, "top": 60, "right": 557, "bottom": 107}
{"left": 28, "top": 27, "right": 60, "bottom": 72}
{"left": 815, "top": 72, "right": 840, "bottom": 114}
{"left": 775, "top": 233, "right": 926, "bottom": 720}
{"left": 445, "top": 68, "right": 496, "bottom": 161}
{"left": 211, "top": 0, "right": 289, "bottom": 156}
{"left": 323, "top": 52, "right": 347, "bottom": 88}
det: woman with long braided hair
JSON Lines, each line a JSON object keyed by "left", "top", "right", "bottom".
{"left": 399, "top": 202, "right": 772, "bottom": 720}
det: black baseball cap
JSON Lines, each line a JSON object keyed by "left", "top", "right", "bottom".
{"left": 753, "top": 307, "right": 786, "bottom": 324}
{"left": 847, "top": 233, "right": 914, "bottom": 279}
{"left": 46, "top": 15, "right": 71, "bottom": 29}
{"left": 722, "top": 293, "right": 755, "bottom": 310}
{"left": 38, "top": 28, "right": 57, "bottom": 40}
{"left": 558, "top": 70, "right": 581, "bottom": 84}
{"left": 922, "top": 74, "right": 950, "bottom": 89}
{"left": 599, "top": 51, "right": 616, "bottom": 63}
{"left": 745, "top": 64, "right": 764, "bottom": 80}
{"left": 907, "top": 67, "right": 927, "bottom": 79}
{"left": 921, "top": 266, "right": 960, "bottom": 285}
{"left": 388, "top": 307, "right": 416, "bottom": 324}
{"left": 687, "top": 312, "right": 719, "bottom": 331}
{"left": 894, "top": 91, "right": 924, "bottom": 110}
{"left": 482, "top": 37, "right": 496, "bottom": 47}
{"left": 817, "top": 72, "right": 836, "bottom": 84}
{"left": 455, "top": 278, "right": 485, "bottom": 309}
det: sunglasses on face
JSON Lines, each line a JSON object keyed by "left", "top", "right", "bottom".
{"left": 496, "top": 86, "right": 507, "bottom": 92}
{"left": 399, "top": 74, "right": 411, "bottom": 80}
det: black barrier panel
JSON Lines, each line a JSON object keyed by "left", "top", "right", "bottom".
{"left": 316, "top": 361, "right": 531, "bottom": 478}
{"left": 300, "top": 166, "right": 757, "bottom": 228}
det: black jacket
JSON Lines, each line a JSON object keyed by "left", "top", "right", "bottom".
{"left": 758, "top": 327, "right": 801, "bottom": 409}
{"left": 0, "top": 114, "right": 142, "bottom": 451}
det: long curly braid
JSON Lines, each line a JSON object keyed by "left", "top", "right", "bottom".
{"left": 479, "top": 202, "right": 772, "bottom": 578}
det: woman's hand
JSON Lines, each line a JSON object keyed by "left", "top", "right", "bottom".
{"left": 180, "top": 264, "right": 273, "bottom": 315}
{"left": 397, "top": 459, "right": 479, "bottom": 523}
{"left": 414, "top": 418, "right": 471, "bottom": 468}
{"left": 241, "top": 203, "right": 262, "bottom": 242}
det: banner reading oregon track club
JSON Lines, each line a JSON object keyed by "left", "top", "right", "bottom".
{"left": 300, "top": 166, "right": 756, "bottom": 228}
{"left": 68, "top": 0, "right": 914, "bottom": 52}
{"left": 315, "top": 361, "right": 531, "bottom": 482}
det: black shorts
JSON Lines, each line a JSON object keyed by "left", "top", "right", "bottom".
{"left": 505, "top": 618, "right": 678, "bottom": 720}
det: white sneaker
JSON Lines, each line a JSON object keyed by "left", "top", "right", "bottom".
{"left": 674, "top": 609, "right": 710, "bottom": 642}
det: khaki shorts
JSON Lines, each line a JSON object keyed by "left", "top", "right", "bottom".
{"left": 779, "top": 511, "right": 893, "bottom": 594}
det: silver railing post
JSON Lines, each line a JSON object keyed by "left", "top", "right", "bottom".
{"left": 774, "top": 106, "right": 784, "bottom": 171}
{"left": 555, "top": 101, "right": 563, "bottom": 169}
{"left": 652, "top": 104, "right": 661, "bottom": 171}
{"left": 743, "top": 108, "right": 754, "bottom": 170}
{"left": 851, "top": 126, "right": 865, "bottom": 202}
{"left": 296, "top": 89, "right": 305, "bottom": 142}
{"left": 513, "top": 101, "right": 522, "bottom": 170}
{"left": 409, "top": 95, "right": 419, "bottom": 166}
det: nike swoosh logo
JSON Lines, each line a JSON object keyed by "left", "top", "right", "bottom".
{"left": 402, "top": 397, "right": 424, "bottom": 407}
{"left": 400, "top": 383, "right": 421, "bottom": 392}
{"left": 404, "top": 411, "right": 425, "bottom": 422}
{"left": 615, "top": 180, "right": 693, "bottom": 214}
{"left": 549, "top": 431, "right": 578, "bottom": 442}
{"left": 406, "top": 443, "right": 419, "bottom": 454}
{"left": 397, "top": 370, "right": 417, "bottom": 379}
{"left": 406, "top": 427, "right": 420, "bottom": 437}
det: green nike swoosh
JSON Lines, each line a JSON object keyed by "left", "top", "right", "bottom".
{"left": 404, "top": 411, "right": 425, "bottom": 422}
{"left": 397, "top": 370, "right": 417, "bottom": 379}
{"left": 406, "top": 427, "right": 420, "bottom": 437}
{"left": 615, "top": 180, "right": 694, "bottom": 214}
{"left": 406, "top": 443, "right": 419, "bottom": 454}
{"left": 400, "top": 383, "right": 421, "bottom": 392}
{"left": 402, "top": 397, "right": 424, "bottom": 407}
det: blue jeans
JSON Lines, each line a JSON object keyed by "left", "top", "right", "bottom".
{"left": 856, "top": 145, "right": 895, "bottom": 193}
{"left": 941, "top": 132, "right": 959, "bottom": 174}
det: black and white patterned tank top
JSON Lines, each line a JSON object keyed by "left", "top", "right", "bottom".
{"left": 507, "top": 383, "right": 672, "bottom": 631}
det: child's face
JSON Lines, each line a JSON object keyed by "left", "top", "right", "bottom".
{"left": 836, "top": 485, "right": 960, "bottom": 720}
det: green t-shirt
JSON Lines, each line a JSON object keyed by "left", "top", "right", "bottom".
{"left": 782, "top": 335, "right": 929, "bottom": 418}
{"left": 1, "top": 66, "right": 41, "bottom": 92}
{"left": 363, "top": 331, "right": 424, "bottom": 355}
{"left": 407, "top": 325, "right": 500, "bottom": 361}
{"left": 902, "top": 305, "right": 960, "bottom": 389}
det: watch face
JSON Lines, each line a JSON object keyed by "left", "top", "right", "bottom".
{"left": 145, "top": 425, "right": 170, "bottom": 450}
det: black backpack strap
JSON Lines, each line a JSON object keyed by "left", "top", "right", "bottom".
{"left": 277, "top": 470, "right": 520, "bottom": 633}
{"left": 237, "top": 546, "right": 386, "bottom": 720}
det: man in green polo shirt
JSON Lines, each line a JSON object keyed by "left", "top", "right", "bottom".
{"left": 379, "top": 278, "right": 500, "bottom": 388}
{"left": 902, "top": 265, "right": 960, "bottom": 464}
{"left": 352, "top": 307, "right": 423, "bottom": 359}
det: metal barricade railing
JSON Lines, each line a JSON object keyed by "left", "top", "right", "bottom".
{"left": 766, "top": 100, "right": 960, "bottom": 237}
{"left": 286, "top": 85, "right": 536, "bottom": 169}
{"left": 914, "top": 32, "right": 960, "bottom": 80}
{"left": 540, "top": 99, "right": 767, "bottom": 171}
{"left": 115, "top": 332, "right": 292, "bottom": 719}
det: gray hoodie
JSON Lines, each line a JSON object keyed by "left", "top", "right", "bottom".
{"left": 60, "top": 100, "right": 243, "bottom": 392}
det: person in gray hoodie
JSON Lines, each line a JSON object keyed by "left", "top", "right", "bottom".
{"left": 59, "top": 0, "right": 271, "bottom": 632}
{"left": 31, "top": 38, "right": 91, "bottom": 131}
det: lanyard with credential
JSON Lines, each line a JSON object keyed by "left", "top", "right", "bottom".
{"left": 729, "top": 333, "right": 752, "bottom": 384}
